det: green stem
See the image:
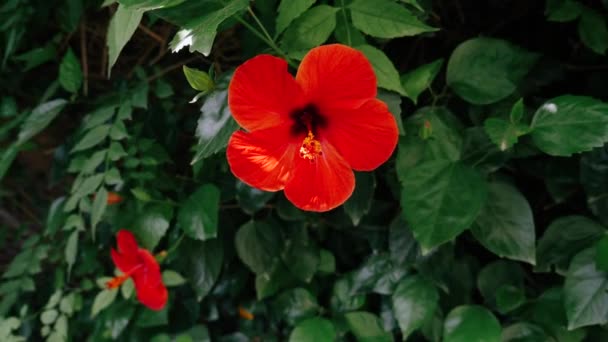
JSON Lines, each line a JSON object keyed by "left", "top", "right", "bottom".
{"left": 340, "top": 0, "right": 352, "bottom": 46}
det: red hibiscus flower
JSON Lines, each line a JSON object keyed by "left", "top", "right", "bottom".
{"left": 106, "top": 230, "right": 168, "bottom": 310}
{"left": 226, "top": 44, "right": 398, "bottom": 212}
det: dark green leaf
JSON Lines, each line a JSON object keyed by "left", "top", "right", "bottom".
{"left": 65, "top": 231, "right": 78, "bottom": 278}
{"left": 136, "top": 306, "right": 168, "bottom": 327}
{"left": 106, "top": 5, "right": 144, "bottom": 76}
{"left": 483, "top": 118, "right": 528, "bottom": 151}
{"left": 443, "top": 306, "right": 501, "bottom": 342}
{"left": 255, "top": 261, "right": 296, "bottom": 300}
{"left": 565, "top": 248, "right": 608, "bottom": 329}
{"left": 162, "top": 270, "right": 187, "bottom": 287}
{"left": 179, "top": 238, "right": 223, "bottom": 301}
{"left": 581, "top": 146, "right": 608, "bottom": 225}
{"left": 344, "top": 311, "right": 393, "bottom": 342}
{"left": 447, "top": 38, "right": 538, "bottom": 105}
{"left": 289, "top": 317, "right": 336, "bottom": 342}
{"left": 389, "top": 216, "right": 420, "bottom": 266}
{"left": 477, "top": 260, "right": 524, "bottom": 306}
{"left": 272, "top": 288, "right": 319, "bottom": 326}
{"left": 495, "top": 285, "right": 525, "bottom": 314}
{"left": 545, "top": 0, "right": 583, "bottom": 22}
{"left": 276, "top": 0, "right": 316, "bottom": 35}
{"left": 330, "top": 278, "right": 366, "bottom": 312}
{"left": 357, "top": 44, "right": 407, "bottom": 96}
{"left": 401, "top": 58, "right": 444, "bottom": 104}
{"left": 59, "top": 48, "right": 82, "bottom": 93}
{"left": 133, "top": 205, "right": 172, "bottom": 250}
{"left": 578, "top": 9, "right": 608, "bottom": 55}
{"left": 281, "top": 227, "right": 319, "bottom": 282}
{"left": 91, "top": 187, "right": 108, "bottom": 235}
{"left": 18, "top": 99, "right": 68, "bottom": 144}
{"left": 501, "top": 322, "right": 549, "bottom": 342}
{"left": 109, "top": 120, "right": 128, "bottom": 140}
{"left": 392, "top": 275, "right": 439, "bottom": 339}
{"left": 235, "top": 181, "right": 274, "bottom": 215}
{"left": 377, "top": 90, "right": 405, "bottom": 135}
{"left": 536, "top": 216, "right": 605, "bottom": 274}
{"left": 71, "top": 124, "right": 110, "bottom": 153}
{"left": 401, "top": 160, "right": 487, "bottom": 251}
{"left": 349, "top": 0, "right": 437, "bottom": 38}
{"left": 178, "top": 184, "right": 220, "bottom": 241}
{"left": 281, "top": 5, "right": 338, "bottom": 53}
{"left": 472, "top": 182, "right": 535, "bottom": 264}
{"left": 344, "top": 172, "right": 376, "bottom": 226}
{"left": 531, "top": 96, "right": 608, "bottom": 156}
{"left": 235, "top": 221, "right": 282, "bottom": 274}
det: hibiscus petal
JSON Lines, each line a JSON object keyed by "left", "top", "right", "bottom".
{"left": 110, "top": 248, "right": 139, "bottom": 273}
{"left": 136, "top": 282, "right": 168, "bottom": 311}
{"left": 228, "top": 54, "right": 305, "bottom": 132}
{"left": 116, "top": 230, "right": 138, "bottom": 255}
{"left": 296, "top": 44, "right": 376, "bottom": 110}
{"left": 284, "top": 141, "right": 355, "bottom": 212}
{"left": 227, "top": 125, "right": 297, "bottom": 191}
{"left": 322, "top": 99, "right": 398, "bottom": 171}
{"left": 134, "top": 250, "right": 163, "bottom": 286}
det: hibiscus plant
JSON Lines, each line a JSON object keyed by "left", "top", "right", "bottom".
{"left": 1, "top": 0, "right": 608, "bottom": 341}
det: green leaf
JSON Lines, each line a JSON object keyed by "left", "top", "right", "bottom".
{"left": 178, "top": 184, "right": 220, "bottom": 241}
{"left": 317, "top": 249, "right": 336, "bottom": 274}
{"left": 235, "top": 221, "right": 282, "bottom": 274}
{"left": 91, "top": 187, "right": 108, "bottom": 235}
{"left": 501, "top": 322, "right": 549, "bottom": 342}
{"left": 477, "top": 260, "right": 524, "bottom": 306}
{"left": 133, "top": 205, "right": 172, "bottom": 250}
{"left": 581, "top": 146, "right": 608, "bottom": 225}
{"left": 401, "top": 58, "right": 444, "bottom": 104}
{"left": 109, "top": 120, "right": 128, "bottom": 140}
{"left": 82, "top": 150, "right": 107, "bottom": 174}
{"left": 17, "top": 99, "right": 68, "bottom": 144}
{"left": 272, "top": 288, "right": 319, "bottom": 326}
{"left": 578, "top": 9, "right": 608, "bottom": 55}
{"left": 255, "top": 261, "right": 295, "bottom": 300}
{"left": 347, "top": 253, "right": 405, "bottom": 295}
{"left": 65, "top": 230, "right": 78, "bottom": 279}
{"left": 91, "top": 289, "right": 118, "bottom": 318}
{"left": 471, "top": 182, "right": 535, "bottom": 264}
{"left": 136, "top": 305, "right": 168, "bottom": 327}
{"left": 71, "top": 124, "right": 110, "bottom": 153}
{"left": 182, "top": 65, "right": 214, "bottom": 92}
{"left": 330, "top": 279, "right": 366, "bottom": 313}
{"left": 344, "top": 172, "right": 376, "bottom": 226}
{"left": 40, "top": 309, "right": 58, "bottom": 325}
{"left": 192, "top": 89, "right": 239, "bottom": 164}
{"left": 169, "top": 0, "right": 248, "bottom": 56}
{"left": 281, "top": 227, "right": 319, "bottom": 283}
{"left": 235, "top": 181, "right": 274, "bottom": 215}
{"left": 392, "top": 275, "right": 439, "bottom": 339}
{"left": 108, "top": 141, "right": 128, "bottom": 161}
{"left": 536, "top": 216, "right": 606, "bottom": 274}
{"left": 349, "top": 0, "right": 437, "bottom": 38}
{"left": 545, "top": 0, "right": 583, "bottom": 22}
{"left": 344, "top": 311, "right": 393, "bottom": 342}
{"left": 118, "top": 0, "right": 184, "bottom": 11}
{"left": 377, "top": 90, "right": 405, "bottom": 135}
{"left": 446, "top": 37, "right": 538, "bottom": 105}
{"left": 130, "top": 187, "right": 152, "bottom": 202}
{"left": 495, "top": 285, "right": 525, "bottom": 314}
{"left": 0, "top": 144, "right": 19, "bottom": 182}
{"left": 276, "top": 0, "right": 316, "bottom": 35}
{"left": 162, "top": 270, "right": 187, "bottom": 287}
{"left": 357, "top": 44, "right": 407, "bottom": 96}
{"left": 565, "top": 248, "right": 608, "bottom": 329}
{"left": 401, "top": 160, "right": 487, "bottom": 251}
{"left": 531, "top": 96, "right": 608, "bottom": 156}
{"left": 289, "top": 317, "right": 336, "bottom": 342}
{"left": 179, "top": 238, "right": 223, "bottom": 301}
{"left": 443, "top": 306, "right": 501, "bottom": 342}
{"left": 59, "top": 48, "right": 82, "bottom": 93}
{"left": 106, "top": 4, "right": 144, "bottom": 76}
{"left": 281, "top": 5, "right": 338, "bottom": 52}
{"left": 121, "top": 278, "right": 134, "bottom": 299}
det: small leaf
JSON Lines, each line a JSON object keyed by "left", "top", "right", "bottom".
{"left": 357, "top": 44, "right": 407, "bottom": 96}
{"left": 59, "top": 48, "right": 82, "bottom": 93}
{"left": 289, "top": 317, "right": 336, "bottom": 342}
{"left": 531, "top": 95, "right": 608, "bottom": 156}
{"left": 91, "top": 288, "right": 118, "bottom": 317}
{"left": 91, "top": 187, "right": 108, "bottom": 235}
{"left": 401, "top": 58, "right": 444, "bottom": 104}
{"left": 183, "top": 65, "right": 214, "bottom": 92}
{"left": 349, "top": 0, "right": 437, "bottom": 38}
{"left": 281, "top": 5, "right": 338, "bottom": 52}
{"left": 178, "top": 184, "right": 220, "bottom": 241}
{"left": 131, "top": 187, "right": 152, "bottom": 202}
{"left": 40, "top": 309, "right": 58, "bottom": 325}
{"left": 65, "top": 230, "right": 79, "bottom": 278}
{"left": 109, "top": 120, "right": 128, "bottom": 140}
{"left": 392, "top": 275, "right": 439, "bottom": 339}
{"left": 162, "top": 270, "right": 187, "bottom": 287}
{"left": 107, "top": 5, "right": 144, "bottom": 76}
{"left": 271, "top": 288, "right": 319, "bottom": 326}
{"left": 71, "top": 124, "right": 111, "bottom": 153}
{"left": 443, "top": 306, "right": 501, "bottom": 342}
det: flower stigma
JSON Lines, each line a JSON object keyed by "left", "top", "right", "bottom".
{"left": 299, "top": 130, "right": 323, "bottom": 161}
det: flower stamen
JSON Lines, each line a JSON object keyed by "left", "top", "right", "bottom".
{"left": 299, "top": 131, "right": 322, "bottom": 162}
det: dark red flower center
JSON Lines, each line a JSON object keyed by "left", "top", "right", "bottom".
{"left": 290, "top": 104, "right": 326, "bottom": 136}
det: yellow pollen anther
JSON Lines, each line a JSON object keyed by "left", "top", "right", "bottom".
{"left": 299, "top": 131, "right": 322, "bottom": 162}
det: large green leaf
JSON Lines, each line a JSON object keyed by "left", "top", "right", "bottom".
{"left": 536, "top": 216, "right": 605, "bottom": 274}
{"left": 578, "top": 9, "right": 608, "bottom": 55}
{"left": 281, "top": 5, "right": 338, "bottom": 53}
{"left": 178, "top": 238, "right": 223, "bottom": 302}
{"left": 106, "top": 4, "right": 144, "bottom": 76}
{"left": 401, "top": 58, "right": 444, "bottom": 104}
{"left": 472, "top": 182, "right": 535, "bottom": 264}
{"left": 581, "top": 146, "right": 608, "bottom": 225}
{"left": 289, "top": 317, "right": 336, "bottom": 342}
{"left": 564, "top": 248, "right": 608, "bottom": 329}
{"left": 357, "top": 44, "right": 407, "bottom": 96}
{"left": 443, "top": 306, "right": 501, "bottom": 342}
{"left": 349, "top": 0, "right": 437, "bottom": 38}
{"left": 168, "top": 0, "right": 249, "bottom": 56}
{"left": 446, "top": 37, "right": 538, "bottom": 105}
{"left": 344, "top": 172, "right": 376, "bottom": 226}
{"left": 178, "top": 184, "right": 220, "bottom": 241}
{"left": 235, "top": 221, "right": 283, "bottom": 274}
{"left": 531, "top": 96, "right": 608, "bottom": 156}
{"left": 133, "top": 205, "right": 172, "bottom": 250}
{"left": 344, "top": 311, "right": 393, "bottom": 342}
{"left": 401, "top": 160, "right": 487, "bottom": 251}
{"left": 392, "top": 275, "right": 439, "bottom": 339}
{"left": 276, "top": 0, "right": 316, "bottom": 35}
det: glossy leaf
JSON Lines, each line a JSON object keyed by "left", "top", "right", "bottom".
{"left": 179, "top": 238, "right": 223, "bottom": 302}
{"left": 276, "top": 0, "right": 315, "bottom": 35}
{"left": 133, "top": 205, "right": 172, "bottom": 250}
{"left": 443, "top": 306, "right": 501, "bottom": 342}
{"left": 392, "top": 275, "right": 439, "bottom": 339}
{"left": 289, "top": 317, "right": 336, "bottom": 342}
{"left": 349, "top": 0, "right": 437, "bottom": 38}
{"left": 235, "top": 221, "right": 282, "bottom": 274}
{"left": 281, "top": 5, "right": 338, "bottom": 53}
{"left": 344, "top": 311, "right": 393, "bottom": 342}
{"left": 344, "top": 172, "right": 376, "bottom": 226}
{"left": 178, "top": 184, "right": 220, "bottom": 241}
{"left": 357, "top": 44, "right": 407, "bottom": 96}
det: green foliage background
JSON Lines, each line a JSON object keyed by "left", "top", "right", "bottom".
{"left": 2, "top": 0, "right": 608, "bottom": 340}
